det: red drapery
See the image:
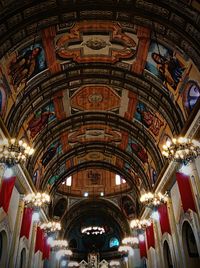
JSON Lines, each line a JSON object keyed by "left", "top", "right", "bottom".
{"left": 146, "top": 223, "right": 155, "bottom": 249}
{"left": 20, "top": 207, "right": 33, "bottom": 239}
{"left": 42, "top": 236, "right": 50, "bottom": 260}
{"left": 176, "top": 172, "right": 196, "bottom": 213}
{"left": 158, "top": 203, "right": 171, "bottom": 235}
{"left": 139, "top": 238, "right": 147, "bottom": 258}
{"left": 35, "top": 227, "right": 45, "bottom": 253}
{"left": 0, "top": 176, "right": 16, "bottom": 213}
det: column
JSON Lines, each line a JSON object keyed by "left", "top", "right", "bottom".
{"left": 8, "top": 196, "right": 25, "bottom": 268}
{"left": 28, "top": 222, "right": 37, "bottom": 267}
{"left": 167, "top": 197, "right": 186, "bottom": 268}
{"left": 0, "top": 163, "right": 5, "bottom": 189}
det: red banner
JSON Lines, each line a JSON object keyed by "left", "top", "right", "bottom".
{"left": 0, "top": 176, "right": 16, "bottom": 213}
{"left": 20, "top": 207, "right": 33, "bottom": 239}
{"left": 176, "top": 172, "right": 196, "bottom": 213}
{"left": 35, "top": 227, "right": 45, "bottom": 253}
{"left": 158, "top": 204, "right": 171, "bottom": 235}
{"left": 139, "top": 238, "right": 147, "bottom": 258}
{"left": 146, "top": 223, "right": 155, "bottom": 249}
{"left": 42, "top": 236, "right": 50, "bottom": 260}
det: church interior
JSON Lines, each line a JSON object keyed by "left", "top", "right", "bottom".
{"left": 0, "top": 0, "right": 200, "bottom": 267}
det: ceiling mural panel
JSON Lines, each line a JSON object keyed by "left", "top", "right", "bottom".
{"left": 55, "top": 21, "right": 138, "bottom": 64}
{"left": 70, "top": 85, "right": 121, "bottom": 112}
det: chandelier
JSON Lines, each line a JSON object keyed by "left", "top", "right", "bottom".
{"left": 162, "top": 137, "right": 200, "bottom": 165}
{"left": 81, "top": 226, "right": 105, "bottom": 235}
{"left": 51, "top": 240, "right": 68, "bottom": 249}
{"left": 140, "top": 192, "right": 168, "bottom": 208}
{"left": 56, "top": 249, "right": 72, "bottom": 259}
{"left": 122, "top": 236, "right": 139, "bottom": 245}
{"left": 40, "top": 221, "right": 61, "bottom": 233}
{"left": 24, "top": 192, "right": 50, "bottom": 208}
{"left": 118, "top": 245, "right": 132, "bottom": 253}
{"left": 68, "top": 261, "right": 79, "bottom": 267}
{"left": 130, "top": 219, "right": 151, "bottom": 230}
{"left": 110, "top": 260, "right": 120, "bottom": 267}
{"left": 0, "top": 138, "right": 34, "bottom": 166}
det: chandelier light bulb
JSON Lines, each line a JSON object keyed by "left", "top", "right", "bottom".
{"left": 162, "top": 137, "right": 200, "bottom": 165}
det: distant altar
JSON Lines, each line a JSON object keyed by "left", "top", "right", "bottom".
{"left": 79, "top": 252, "right": 108, "bottom": 268}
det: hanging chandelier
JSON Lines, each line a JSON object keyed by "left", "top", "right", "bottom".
{"left": 68, "top": 261, "right": 79, "bottom": 267}
{"left": 118, "top": 245, "right": 132, "bottom": 254}
{"left": 0, "top": 138, "right": 34, "bottom": 166}
{"left": 40, "top": 221, "right": 61, "bottom": 233}
{"left": 56, "top": 249, "right": 72, "bottom": 259}
{"left": 162, "top": 137, "right": 200, "bottom": 165}
{"left": 130, "top": 218, "right": 151, "bottom": 230}
{"left": 140, "top": 192, "right": 168, "bottom": 208}
{"left": 122, "top": 236, "right": 139, "bottom": 245}
{"left": 81, "top": 226, "right": 105, "bottom": 235}
{"left": 110, "top": 260, "right": 120, "bottom": 267}
{"left": 50, "top": 239, "right": 68, "bottom": 249}
{"left": 24, "top": 192, "right": 50, "bottom": 208}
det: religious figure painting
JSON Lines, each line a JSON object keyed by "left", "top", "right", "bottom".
{"left": 41, "top": 141, "right": 62, "bottom": 168}
{"left": 145, "top": 41, "right": 186, "bottom": 90}
{"left": 8, "top": 43, "right": 46, "bottom": 92}
{"left": 27, "top": 102, "right": 55, "bottom": 139}
{"left": 135, "top": 102, "right": 164, "bottom": 137}
{"left": 0, "top": 67, "right": 10, "bottom": 117}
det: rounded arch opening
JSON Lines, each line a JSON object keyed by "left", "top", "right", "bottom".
{"left": 19, "top": 248, "right": 26, "bottom": 268}
{"left": 163, "top": 240, "right": 173, "bottom": 268}
{"left": 0, "top": 230, "right": 8, "bottom": 267}
{"left": 182, "top": 221, "right": 200, "bottom": 268}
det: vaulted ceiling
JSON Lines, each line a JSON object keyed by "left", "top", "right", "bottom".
{"left": 1, "top": 0, "right": 200, "bottom": 245}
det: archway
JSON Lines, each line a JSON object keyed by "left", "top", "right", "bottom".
{"left": 163, "top": 240, "right": 173, "bottom": 268}
{"left": 19, "top": 248, "right": 26, "bottom": 268}
{"left": 182, "top": 221, "right": 200, "bottom": 268}
{"left": 0, "top": 231, "right": 8, "bottom": 268}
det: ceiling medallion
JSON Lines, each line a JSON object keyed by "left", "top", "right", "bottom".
{"left": 82, "top": 37, "right": 110, "bottom": 50}
{"left": 162, "top": 137, "right": 200, "bottom": 165}
{"left": 88, "top": 93, "right": 103, "bottom": 103}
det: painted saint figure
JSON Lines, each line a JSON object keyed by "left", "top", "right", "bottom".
{"left": 152, "top": 51, "right": 185, "bottom": 89}
{"left": 28, "top": 111, "right": 54, "bottom": 139}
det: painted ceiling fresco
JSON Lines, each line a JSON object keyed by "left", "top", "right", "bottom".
{"left": 0, "top": 0, "right": 200, "bottom": 204}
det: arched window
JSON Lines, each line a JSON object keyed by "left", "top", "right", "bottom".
{"left": 19, "top": 248, "right": 26, "bottom": 268}
{"left": 163, "top": 241, "right": 173, "bottom": 268}
{"left": 0, "top": 232, "right": 2, "bottom": 261}
{"left": 187, "top": 83, "right": 200, "bottom": 111}
{"left": 0, "top": 231, "right": 8, "bottom": 267}
{"left": 182, "top": 222, "right": 200, "bottom": 268}
{"left": 109, "top": 237, "right": 119, "bottom": 248}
